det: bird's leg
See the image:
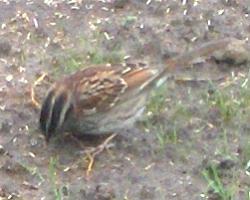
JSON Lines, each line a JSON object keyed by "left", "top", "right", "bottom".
{"left": 68, "top": 133, "right": 117, "bottom": 177}
{"left": 84, "top": 133, "right": 117, "bottom": 176}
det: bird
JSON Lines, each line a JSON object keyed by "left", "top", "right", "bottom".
{"left": 39, "top": 38, "right": 232, "bottom": 142}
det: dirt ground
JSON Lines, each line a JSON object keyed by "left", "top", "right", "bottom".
{"left": 0, "top": 0, "right": 250, "bottom": 199}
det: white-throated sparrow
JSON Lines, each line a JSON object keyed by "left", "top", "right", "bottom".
{"left": 40, "top": 38, "right": 232, "bottom": 142}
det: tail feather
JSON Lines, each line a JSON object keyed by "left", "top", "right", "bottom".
{"left": 143, "top": 38, "right": 233, "bottom": 91}
{"left": 164, "top": 38, "right": 232, "bottom": 71}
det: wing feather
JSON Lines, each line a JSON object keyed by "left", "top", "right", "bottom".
{"left": 70, "top": 64, "right": 157, "bottom": 115}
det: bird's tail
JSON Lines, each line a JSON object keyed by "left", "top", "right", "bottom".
{"left": 145, "top": 38, "right": 233, "bottom": 89}
{"left": 164, "top": 38, "right": 232, "bottom": 71}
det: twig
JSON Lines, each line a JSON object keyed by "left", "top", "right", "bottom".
{"left": 30, "top": 73, "right": 47, "bottom": 109}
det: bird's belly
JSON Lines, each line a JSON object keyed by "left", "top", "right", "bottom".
{"left": 70, "top": 94, "right": 148, "bottom": 135}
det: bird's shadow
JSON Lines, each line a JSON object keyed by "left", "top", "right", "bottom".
{"left": 43, "top": 128, "right": 155, "bottom": 165}
{"left": 49, "top": 133, "right": 112, "bottom": 150}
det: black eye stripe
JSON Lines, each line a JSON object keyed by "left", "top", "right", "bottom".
{"left": 40, "top": 90, "right": 55, "bottom": 133}
{"left": 48, "top": 93, "right": 67, "bottom": 134}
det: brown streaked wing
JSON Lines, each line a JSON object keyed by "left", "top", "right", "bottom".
{"left": 122, "top": 67, "right": 159, "bottom": 90}
{"left": 73, "top": 66, "right": 128, "bottom": 114}
{"left": 73, "top": 65, "right": 158, "bottom": 115}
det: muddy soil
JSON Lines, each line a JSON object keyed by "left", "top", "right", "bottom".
{"left": 0, "top": 0, "right": 250, "bottom": 200}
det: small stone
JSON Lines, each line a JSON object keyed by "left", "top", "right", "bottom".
{"left": 113, "top": 0, "right": 129, "bottom": 9}
{"left": 218, "top": 158, "right": 236, "bottom": 170}
{"left": 0, "top": 145, "right": 5, "bottom": 155}
{"left": 243, "top": 6, "right": 250, "bottom": 14}
{"left": 0, "top": 186, "right": 7, "bottom": 197}
{"left": 213, "top": 39, "right": 249, "bottom": 65}
{"left": 1, "top": 159, "right": 28, "bottom": 174}
{"left": 5, "top": 74, "right": 13, "bottom": 82}
{"left": 140, "top": 186, "right": 155, "bottom": 199}
{"left": 94, "top": 183, "right": 115, "bottom": 200}
{"left": 0, "top": 39, "right": 11, "bottom": 56}
{"left": 30, "top": 138, "right": 38, "bottom": 146}
{"left": 0, "top": 120, "right": 12, "bottom": 133}
{"left": 62, "top": 186, "right": 69, "bottom": 196}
